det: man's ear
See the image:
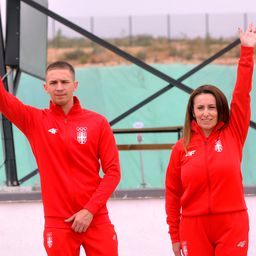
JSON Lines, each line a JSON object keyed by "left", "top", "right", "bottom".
{"left": 43, "top": 83, "right": 48, "bottom": 93}
{"left": 74, "top": 81, "right": 78, "bottom": 91}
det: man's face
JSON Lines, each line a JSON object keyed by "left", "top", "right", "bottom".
{"left": 44, "top": 68, "right": 78, "bottom": 107}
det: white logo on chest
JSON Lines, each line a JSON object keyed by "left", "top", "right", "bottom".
{"left": 76, "top": 127, "right": 87, "bottom": 144}
{"left": 48, "top": 128, "right": 58, "bottom": 134}
{"left": 214, "top": 139, "right": 223, "bottom": 152}
{"left": 185, "top": 150, "right": 196, "bottom": 157}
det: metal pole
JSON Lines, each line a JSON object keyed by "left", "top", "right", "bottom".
{"left": 0, "top": 5, "right": 19, "bottom": 186}
{"left": 90, "top": 16, "right": 94, "bottom": 48}
{"left": 137, "top": 133, "right": 146, "bottom": 188}
{"left": 167, "top": 14, "right": 171, "bottom": 41}
{"left": 243, "top": 13, "right": 248, "bottom": 31}
{"left": 205, "top": 13, "right": 210, "bottom": 38}
{"left": 129, "top": 15, "right": 132, "bottom": 46}
{"left": 90, "top": 16, "right": 94, "bottom": 34}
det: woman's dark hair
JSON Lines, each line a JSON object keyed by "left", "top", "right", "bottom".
{"left": 183, "top": 85, "right": 230, "bottom": 151}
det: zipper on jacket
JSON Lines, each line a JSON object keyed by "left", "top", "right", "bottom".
{"left": 63, "top": 117, "right": 77, "bottom": 206}
{"left": 64, "top": 117, "right": 71, "bottom": 165}
{"left": 63, "top": 117, "right": 73, "bottom": 174}
{"left": 204, "top": 140, "right": 212, "bottom": 214}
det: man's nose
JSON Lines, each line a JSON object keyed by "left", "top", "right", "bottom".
{"left": 56, "top": 82, "right": 64, "bottom": 90}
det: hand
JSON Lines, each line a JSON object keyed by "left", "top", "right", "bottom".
{"left": 64, "top": 209, "right": 93, "bottom": 233}
{"left": 172, "top": 242, "right": 183, "bottom": 256}
{"left": 239, "top": 23, "right": 256, "bottom": 47}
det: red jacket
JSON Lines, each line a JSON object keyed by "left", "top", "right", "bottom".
{"left": 0, "top": 83, "right": 121, "bottom": 228}
{"left": 165, "top": 46, "right": 254, "bottom": 243}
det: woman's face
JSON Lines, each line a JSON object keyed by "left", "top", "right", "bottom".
{"left": 193, "top": 93, "right": 218, "bottom": 137}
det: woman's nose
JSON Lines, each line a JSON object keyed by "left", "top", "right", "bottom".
{"left": 203, "top": 109, "right": 209, "bottom": 116}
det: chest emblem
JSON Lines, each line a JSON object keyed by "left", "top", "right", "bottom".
{"left": 48, "top": 128, "right": 58, "bottom": 134}
{"left": 76, "top": 127, "right": 87, "bottom": 144}
{"left": 214, "top": 139, "right": 223, "bottom": 152}
{"left": 185, "top": 150, "right": 196, "bottom": 157}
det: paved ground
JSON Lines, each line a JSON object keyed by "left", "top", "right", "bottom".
{"left": 0, "top": 197, "right": 256, "bottom": 256}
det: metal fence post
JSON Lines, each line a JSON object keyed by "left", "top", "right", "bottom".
{"left": 0, "top": 3, "right": 19, "bottom": 186}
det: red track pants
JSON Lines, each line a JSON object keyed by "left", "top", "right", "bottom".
{"left": 43, "top": 222, "right": 118, "bottom": 256}
{"left": 179, "top": 211, "right": 249, "bottom": 256}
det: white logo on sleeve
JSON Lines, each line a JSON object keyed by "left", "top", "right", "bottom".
{"left": 76, "top": 127, "right": 87, "bottom": 144}
{"left": 46, "top": 232, "right": 53, "bottom": 248}
{"left": 48, "top": 128, "right": 58, "bottom": 134}
{"left": 214, "top": 139, "right": 223, "bottom": 152}
{"left": 237, "top": 240, "right": 246, "bottom": 248}
{"left": 185, "top": 150, "right": 196, "bottom": 157}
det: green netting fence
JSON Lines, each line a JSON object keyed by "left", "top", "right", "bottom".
{"left": 1, "top": 63, "right": 256, "bottom": 189}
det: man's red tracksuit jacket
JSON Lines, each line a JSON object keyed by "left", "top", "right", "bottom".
{"left": 0, "top": 82, "right": 121, "bottom": 228}
{"left": 165, "top": 46, "right": 254, "bottom": 243}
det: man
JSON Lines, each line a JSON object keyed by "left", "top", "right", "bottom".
{"left": 0, "top": 61, "right": 121, "bottom": 256}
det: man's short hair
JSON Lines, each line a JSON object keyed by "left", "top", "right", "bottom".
{"left": 46, "top": 61, "right": 75, "bottom": 80}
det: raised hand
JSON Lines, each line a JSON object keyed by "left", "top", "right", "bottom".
{"left": 239, "top": 23, "right": 256, "bottom": 47}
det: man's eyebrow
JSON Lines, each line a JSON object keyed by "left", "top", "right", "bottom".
{"left": 48, "top": 79, "right": 70, "bottom": 83}
{"left": 48, "top": 79, "right": 57, "bottom": 83}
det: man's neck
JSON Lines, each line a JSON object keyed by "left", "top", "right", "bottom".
{"left": 61, "top": 100, "right": 74, "bottom": 115}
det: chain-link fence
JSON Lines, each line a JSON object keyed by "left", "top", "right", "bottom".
{"left": 48, "top": 13, "right": 256, "bottom": 41}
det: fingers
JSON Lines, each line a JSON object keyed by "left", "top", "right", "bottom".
{"left": 65, "top": 215, "right": 86, "bottom": 232}
{"left": 246, "top": 23, "right": 253, "bottom": 33}
{"left": 239, "top": 23, "right": 256, "bottom": 34}
{"left": 247, "top": 23, "right": 256, "bottom": 33}
{"left": 238, "top": 27, "right": 243, "bottom": 37}
{"left": 72, "top": 222, "right": 88, "bottom": 233}
{"left": 174, "top": 250, "right": 182, "bottom": 256}
{"left": 64, "top": 210, "right": 92, "bottom": 233}
{"left": 172, "top": 242, "right": 182, "bottom": 256}
{"left": 239, "top": 23, "right": 256, "bottom": 47}
{"left": 64, "top": 215, "right": 75, "bottom": 223}
{"left": 71, "top": 216, "right": 90, "bottom": 233}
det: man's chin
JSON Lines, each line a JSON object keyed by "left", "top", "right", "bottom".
{"left": 54, "top": 99, "right": 66, "bottom": 106}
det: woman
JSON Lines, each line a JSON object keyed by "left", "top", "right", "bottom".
{"left": 165, "top": 24, "right": 256, "bottom": 256}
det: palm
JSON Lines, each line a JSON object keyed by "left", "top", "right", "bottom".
{"left": 240, "top": 24, "right": 256, "bottom": 47}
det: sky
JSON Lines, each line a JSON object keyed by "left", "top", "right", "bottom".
{"left": 1, "top": 0, "right": 256, "bottom": 19}
{"left": 45, "top": 0, "right": 256, "bottom": 16}
{"left": 1, "top": 0, "right": 256, "bottom": 39}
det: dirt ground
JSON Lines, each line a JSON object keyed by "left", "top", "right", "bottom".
{"left": 47, "top": 42, "right": 240, "bottom": 68}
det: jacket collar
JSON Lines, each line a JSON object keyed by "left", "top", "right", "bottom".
{"left": 49, "top": 96, "right": 82, "bottom": 116}
{"left": 191, "top": 120, "right": 225, "bottom": 138}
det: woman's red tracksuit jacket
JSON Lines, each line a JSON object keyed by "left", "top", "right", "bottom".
{"left": 0, "top": 82, "right": 121, "bottom": 228}
{"left": 165, "top": 46, "right": 254, "bottom": 245}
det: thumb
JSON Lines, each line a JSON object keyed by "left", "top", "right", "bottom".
{"left": 64, "top": 214, "right": 75, "bottom": 223}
